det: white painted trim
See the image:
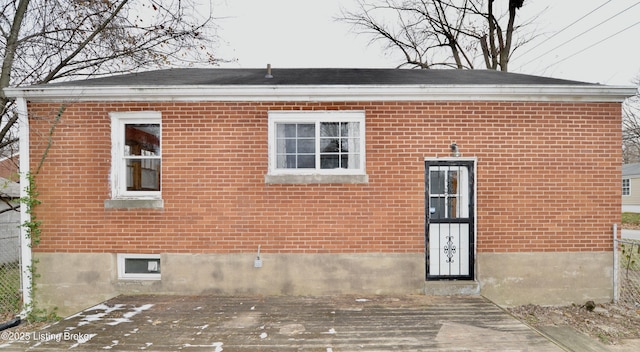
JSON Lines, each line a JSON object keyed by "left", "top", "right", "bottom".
{"left": 4, "top": 84, "right": 636, "bottom": 102}
{"left": 17, "top": 97, "right": 32, "bottom": 316}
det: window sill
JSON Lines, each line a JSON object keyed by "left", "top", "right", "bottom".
{"left": 117, "top": 275, "right": 162, "bottom": 281}
{"left": 105, "top": 199, "right": 164, "bottom": 209}
{"left": 265, "top": 174, "right": 369, "bottom": 184}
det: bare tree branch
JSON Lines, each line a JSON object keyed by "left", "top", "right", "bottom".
{"left": 338, "top": 0, "right": 533, "bottom": 71}
{"left": 623, "top": 79, "right": 640, "bottom": 163}
{"left": 0, "top": 0, "right": 30, "bottom": 100}
{"left": 1, "top": 0, "right": 224, "bottom": 161}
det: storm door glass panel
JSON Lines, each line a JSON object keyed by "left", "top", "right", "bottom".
{"left": 429, "top": 169, "right": 445, "bottom": 219}
{"left": 429, "top": 167, "right": 468, "bottom": 220}
{"left": 447, "top": 169, "right": 459, "bottom": 218}
{"left": 124, "top": 123, "right": 161, "bottom": 191}
{"left": 276, "top": 123, "right": 315, "bottom": 169}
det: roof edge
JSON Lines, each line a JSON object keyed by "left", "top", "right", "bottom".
{"left": 4, "top": 84, "right": 637, "bottom": 102}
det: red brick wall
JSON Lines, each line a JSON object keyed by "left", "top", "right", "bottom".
{"left": 26, "top": 100, "right": 622, "bottom": 254}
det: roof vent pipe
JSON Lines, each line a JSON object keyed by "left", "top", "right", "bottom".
{"left": 265, "top": 64, "right": 273, "bottom": 79}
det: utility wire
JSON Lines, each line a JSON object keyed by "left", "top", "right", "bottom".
{"left": 540, "top": 20, "right": 640, "bottom": 72}
{"left": 515, "top": 0, "right": 614, "bottom": 59}
{"left": 518, "top": 1, "right": 640, "bottom": 68}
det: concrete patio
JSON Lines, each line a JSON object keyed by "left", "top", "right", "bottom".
{"left": 0, "top": 294, "right": 609, "bottom": 351}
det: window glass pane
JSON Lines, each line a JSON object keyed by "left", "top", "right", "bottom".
{"left": 127, "top": 159, "right": 161, "bottom": 191}
{"left": 125, "top": 258, "right": 161, "bottom": 274}
{"left": 447, "top": 170, "right": 459, "bottom": 196}
{"left": 321, "top": 155, "right": 340, "bottom": 169}
{"left": 298, "top": 138, "right": 315, "bottom": 153}
{"left": 430, "top": 197, "right": 445, "bottom": 219}
{"left": 277, "top": 155, "right": 299, "bottom": 169}
{"left": 320, "top": 138, "right": 340, "bottom": 152}
{"left": 125, "top": 124, "right": 160, "bottom": 156}
{"left": 430, "top": 197, "right": 459, "bottom": 219}
{"left": 430, "top": 170, "right": 445, "bottom": 194}
{"left": 348, "top": 154, "right": 360, "bottom": 168}
{"left": 320, "top": 122, "right": 339, "bottom": 137}
{"left": 283, "top": 139, "right": 296, "bottom": 153}
{"left": 447, "top": 197, "right": 459, "bottom": 218}
{"left": 283, "top": 124, "right": 296, "bottom": 137}
{"left": 276, "top": 123, "right": 316, "bottom": 169}
{"left": 297, "top": 124, "right": 315, "bottom": 137}
{"left": 321, "top": 154, "right": 358, "bottom": 169}
{"left": 342, "top": 138, "right": 354, "bottom": 152}
{"left": 342, "top": 122, "right": 358, "bottom": 137}
{"left": 297, "top": 155, "right": 315, "bottom": 168}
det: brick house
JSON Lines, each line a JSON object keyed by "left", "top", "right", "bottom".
{"left": 622, "top": 163, "right": 640, "bottom": 212}
{"left": 4, "top": 68, "right": 635, "bottom": 315}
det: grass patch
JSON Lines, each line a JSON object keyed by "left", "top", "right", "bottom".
{"left": 0, "top": 262, "right": 21, "bottom": 314}
{"left": 622, "top": 212, "right": 640, "bottom": 227}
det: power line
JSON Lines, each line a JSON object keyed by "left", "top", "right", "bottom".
{"left": 515, "top": 0, "right": 614, "bottom": 59}
{"left": 517, "top": 1, "right": 640, "bottom": 69}
{"left": 540, "top": 20, "right": 640, "bottom": 73}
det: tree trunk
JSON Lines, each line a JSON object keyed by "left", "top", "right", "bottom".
{"left": 501, "top": 0, "right": 522, "bottom": 71}
{"left": 0, "top": 0, "right": 31, "bottom": 99}
{"left": 486, "top": 0, "right": 498, "bottom": 69}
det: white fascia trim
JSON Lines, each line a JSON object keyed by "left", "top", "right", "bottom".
{"left": 4, "top": 84, "right": 637, "bottom": 102}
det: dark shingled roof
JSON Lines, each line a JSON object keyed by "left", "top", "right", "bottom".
{"left": 40, "top": 68, "right": 596, "bottom": 87}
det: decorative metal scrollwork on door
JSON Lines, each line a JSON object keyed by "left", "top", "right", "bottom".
{"left": 443, "top": 235, "right": 456, "bottom": 263}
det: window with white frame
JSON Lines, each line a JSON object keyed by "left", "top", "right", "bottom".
{"left": 110, "top": 111, "right": 161, "bottom": 199}
{"left": 117, "top": 253, "right": 161, "bottom": 280}
{"left": 267, "top": 111, "right": 366, "bottom": 178}
{"left": 623, "top": 179, "right": 630, "bottom": 196}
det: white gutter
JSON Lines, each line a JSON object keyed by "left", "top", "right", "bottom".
{"left": 3, "top": 84, "right": 637, "bottom": 102}
{"left": 16, "top": 96, "right": 32, "bottom": 317}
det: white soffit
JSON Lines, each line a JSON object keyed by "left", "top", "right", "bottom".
{"left": 3, "top": 84, "right": 637, "bottom": 102}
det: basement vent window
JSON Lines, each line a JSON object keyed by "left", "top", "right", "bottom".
{"left": 117, "top": 254, "right": 161, "bottom": 280}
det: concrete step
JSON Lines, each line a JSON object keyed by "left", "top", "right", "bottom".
{"left": 425, "top": 280, "right": 480, "bottom": 295}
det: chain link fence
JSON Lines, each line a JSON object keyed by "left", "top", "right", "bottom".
{"left": 1, "top": 215, "right": 22, "bottom": 317}
{"left": 616, "top": 238, "right": 640, "bottom": 307}
{"left": 1, "top": 176, "right": 22, "bottom": 318}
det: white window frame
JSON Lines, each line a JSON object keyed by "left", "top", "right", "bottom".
{"left": 110, "top": 111, "right": 162, "bottom": 200}
{"left": 117, "top": 253, "right": 161, "bottom": 280}
{"left": 623, "top": 178, "right": 630, "bottom": 196}
{"left": 267, "top": 111, "right": 366, "bottom": 176}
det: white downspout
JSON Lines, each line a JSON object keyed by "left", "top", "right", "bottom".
{"left": 613, "top": 223, "right": 618, "bottom": 303}
{"left": 17, "top": 96, "right": 32, "bottom": 317}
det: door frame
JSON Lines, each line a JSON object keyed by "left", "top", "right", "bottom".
{"left": 424, "top": 157, "right": 477, "bottom": 280}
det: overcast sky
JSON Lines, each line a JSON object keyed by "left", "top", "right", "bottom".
{"left": 213, "top": 0, "right": 640, "bottom": 86}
